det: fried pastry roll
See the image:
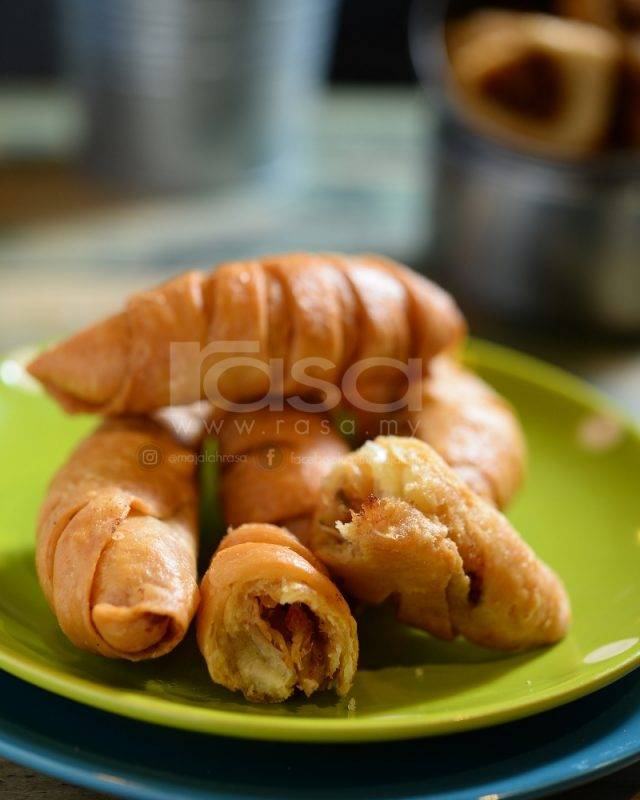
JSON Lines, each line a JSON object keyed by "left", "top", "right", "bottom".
{"left": 409, "top": 358, "right": 526, "bottom": 508}
{"left": 447, "top": 11, "right": 621, "bottom": 157}
{"left": 352, "top": 356, "right": 526, "bottom": 509}
{"left": 27, "top": 252, "right": 465, "bottom": 415}
{"left": 197, "top": 523, "right": 358, "bottom": 702}
{"left": 310, "top": 437, "right": 570, "bottom": 651}
{"left": 217, "top": 408, "right": 350, "bottom": 540}
{"left": 36, "top": 419, "right": 199, "bottom": 659}
{"left": 555, "top": 1, "right": 640, "bottom": 147}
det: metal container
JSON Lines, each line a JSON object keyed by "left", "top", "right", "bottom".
{"left": 61, "top": 0, "right": 338, "bottom": 192}
{"left": 429, "top": 111, "right": 640, "bottom": 333}
{"left": 412, "top": 0, "right": 640, "bottom": 333}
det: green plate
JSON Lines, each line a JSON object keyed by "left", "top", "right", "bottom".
{"left": 0, "top": 340, "right": 639, "bottom": 742}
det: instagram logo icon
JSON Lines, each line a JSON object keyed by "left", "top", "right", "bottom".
{"left": 137, "top": 443, "right": 163, "bottom": 470}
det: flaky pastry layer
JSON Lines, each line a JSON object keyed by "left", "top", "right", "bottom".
{"left": 197, "top": 524, "right": 358, "bottom": 702}
{"left": 36, "top": 419, "right": 199, "bottom": 659}
{"left": 310, "top": 436, "right": 570, "bottom": 651}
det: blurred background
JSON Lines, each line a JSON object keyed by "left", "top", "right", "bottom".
{"left": 1, "top": 0, "right": 639, "bottom": 415}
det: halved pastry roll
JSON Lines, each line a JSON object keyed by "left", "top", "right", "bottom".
{"left": 218, "top": 408, "right": 350, "bottom": 540}
{"left": 197, "top": 524, "right": 358, "bottom": 703}
{"left": 310, "top": 437, "right": 570, "bottom": 651}
{"left": 27, "top": 252, "right": 464, "bottom": 415}
{"left": 447, "top": 11, "right": 621, "bottom": 157}
{"left": 351, "top": 356, "right": 526, "bottom": 509}
{"left": 36, "top": 418, "right": 199, "bottom": 659}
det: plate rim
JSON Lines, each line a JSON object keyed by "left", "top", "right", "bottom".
{"left": 0, "top": 338, "right": 639, "bottom": 742}
{"left": 0, "top": 668, "right": 640, "bottom": 800}
{"left": 0, "top": 640, "right": 639, "bottom": 742}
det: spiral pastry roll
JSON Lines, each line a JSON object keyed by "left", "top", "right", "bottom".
{"left": 447, "top": 11, "right": 620, "bottom": 157}
{"left": 27, "top": 252, "right": 464, "bottom": 415}
{"left": 217, "top": 408, "right": 350, "bottom": 540}
{"left": 352, "top": 356, "right": 526, "bottom": 509}
{"left": 310, "top": 436, "right": 570, "bottom": 651}
{"left": 197, "top": 524, "right": 358, "bottom": 702}
{"left": 36, "top": 419, "right": 199, "bottom": 659}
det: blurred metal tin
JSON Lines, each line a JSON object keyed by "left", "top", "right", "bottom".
{"left": 61, "top": 0, "right": 338, "bottom": 192}
{"left": 429, "top": 112, "right": 640, "bottom": 333}
{"left": 412, "top": 0, "right": 640, "bottom": 333}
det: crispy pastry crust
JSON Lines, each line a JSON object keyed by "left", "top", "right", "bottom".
{"left": 36, "top": 419, "right": 199, "bottom": 659}
{"left": 27, "top": 253, "right": 465, "bottom": 415}
{"left": 197, "top": 524, "right": 358, "bottom": 702}
{"left": 217, "top": 408, "right": 350, "bottom": 540}
{"left": 353, "top": 356, "right": 526, "bottom": 509}
{"left": 411, "top": 357, "right": 526, "bottom": 507}
{"left": 310, "top": 436, "right": 570, "bottom": 651}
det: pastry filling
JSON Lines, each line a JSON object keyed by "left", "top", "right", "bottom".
{"left": 480, "top": 50, "right": 563, "bottom": 121}
{"left": 255, "top": 597, "right": 330, "bottom": 695}
{"left": 334, "top": 488, "right": 361, "bottom": 520}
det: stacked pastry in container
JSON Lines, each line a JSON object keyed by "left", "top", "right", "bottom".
{"left": 28, "top": 252, "right": 570, "bottom": 703}
{"left": 446, "top": 1, "right": 640, "bottom": 157}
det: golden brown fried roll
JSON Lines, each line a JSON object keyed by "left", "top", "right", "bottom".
{"left": 555, "top": 2, "right": 640, "bottom": 148}
{"left": 217, "top": 408, "right": 350, "bottom": 540}
{"left": 27, "top": 253, "right": 465, "bottom": 415}
{"left": 36, "top": 419, "right": 199, "bottom": 659}
{"left": 352, "top": 356, "right": 526, "bottom": 509}
{"left": 447, "top": 11, "right": 621, "bottom": 157}
{"left": 410, "top": 358, "right": 526, "bottom": 508}
{"left": 310, "top": 437, "right": 570, "bottom": 651}
{"left": 197, "top": 523, "right": 358, "bottom": 702}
